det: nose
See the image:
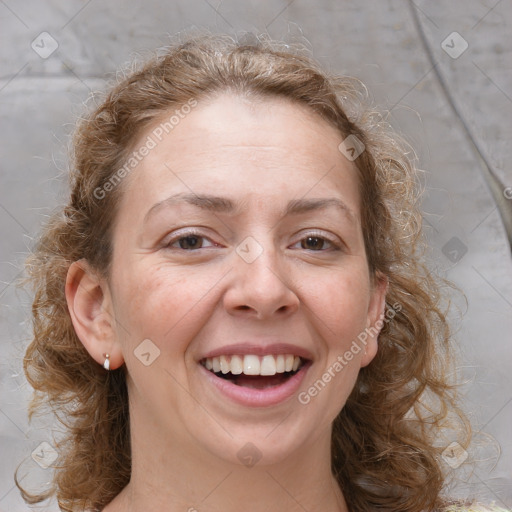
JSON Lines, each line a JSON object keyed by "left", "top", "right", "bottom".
{"left": 223, "top": 237, "right": 300, "bottom": 320}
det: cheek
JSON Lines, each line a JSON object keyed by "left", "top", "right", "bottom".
{"left": 112, "top": 262, "right": 223, "bottom": 355}
{"left": 298, "top": 265, "right": 371, "bottom": 425}
{"left": 303, "top": 260, "right": 371, "bottom": 343}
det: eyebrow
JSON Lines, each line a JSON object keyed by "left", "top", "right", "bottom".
{"left": 144, "top": 192, "right": 357, "bottom": 224}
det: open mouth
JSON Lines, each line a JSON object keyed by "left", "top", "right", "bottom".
{"left": 200, "top": 354, "right": 307, "bottom": 390}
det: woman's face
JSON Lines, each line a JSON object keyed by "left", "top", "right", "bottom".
{"left": 106, "top": 94, "right": 387, "bottom": 466}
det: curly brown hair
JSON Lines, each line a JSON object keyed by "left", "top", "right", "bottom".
{"left": 17, "top": 32, "right": 471, "bottom": 511}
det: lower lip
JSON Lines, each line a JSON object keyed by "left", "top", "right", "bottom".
{"left": 199, "top": 362, "right": 311, "bottom": 407}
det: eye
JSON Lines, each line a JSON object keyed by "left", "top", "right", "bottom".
{"left": 291, "top": 233, "right": 340, "bottom": 252}
{"left": 164, "top": 229, "right": 217, "bottom": 251}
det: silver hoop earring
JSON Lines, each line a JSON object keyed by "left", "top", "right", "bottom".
{"left": 103, "top": 353, "right": 110, "bottom": 371}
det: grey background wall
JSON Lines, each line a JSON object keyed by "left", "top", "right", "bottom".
{"left": 1, "top": 1, "right": 511, "bottom": 510}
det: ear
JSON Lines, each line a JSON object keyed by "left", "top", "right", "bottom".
{"left": 360, "top": 271, "right": 388, "bottom": 368}
{"left": 65, "top": 259, "right": 124, "bottom": 370}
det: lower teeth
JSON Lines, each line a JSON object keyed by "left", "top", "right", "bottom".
{"left": 213, "top": 371, "right": 297, "bottom": 388}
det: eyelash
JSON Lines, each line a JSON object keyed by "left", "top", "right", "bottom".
{"left": 164, "top": 229, "right": 342, "bottom": 252}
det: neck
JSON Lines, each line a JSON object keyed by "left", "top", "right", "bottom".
{"left": 105, "top": 411, "right": 349, "bottom": 512}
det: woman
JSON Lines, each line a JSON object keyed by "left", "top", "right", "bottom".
{"left": 17, "top": 33, "right": 508, "bottom": 512}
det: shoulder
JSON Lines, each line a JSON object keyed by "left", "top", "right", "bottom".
{"left": 441, "top": 503, "right": 511, "bottom": 512}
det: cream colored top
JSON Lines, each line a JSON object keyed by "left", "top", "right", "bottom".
{"left": 444, "top": 505, "right": 510, "bottom": 512}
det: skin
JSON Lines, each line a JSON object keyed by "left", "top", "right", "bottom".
{"left": 66, "top": 93, "right": 388, "bottom": 512}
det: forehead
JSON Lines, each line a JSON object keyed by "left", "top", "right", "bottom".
{"left": 121, "top": 93, "right": 361, "bottom": 219}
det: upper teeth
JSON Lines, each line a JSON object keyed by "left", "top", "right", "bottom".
{"left": 203, "top": 354, "right": 302, "bottom": 376}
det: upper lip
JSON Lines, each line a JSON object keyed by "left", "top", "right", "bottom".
{"left": 199, "top": 342, "right": 314, "bottom": 361}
